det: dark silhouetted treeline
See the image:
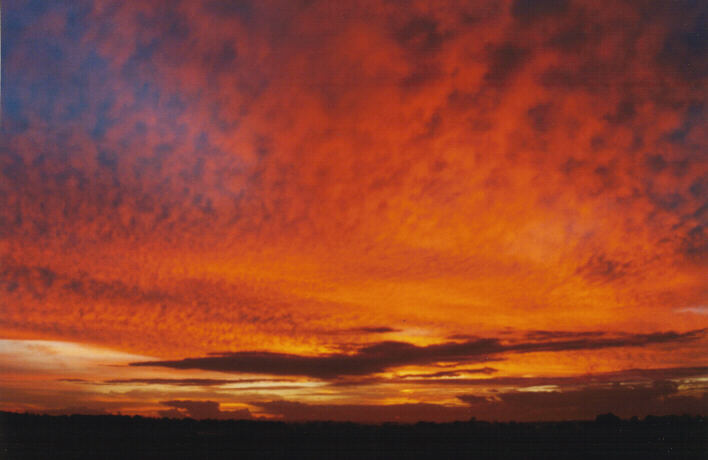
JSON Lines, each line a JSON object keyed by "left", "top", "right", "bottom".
{"left": 0, "top": 411, "right": 706, "bottom": 459}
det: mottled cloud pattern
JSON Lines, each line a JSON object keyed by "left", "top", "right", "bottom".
{"left": 0, "top": 0, "right": 706, "bottom": 421}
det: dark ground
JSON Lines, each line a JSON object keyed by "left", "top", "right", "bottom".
{"left": 0, "top": 411, "right": 705, "bottom": 459}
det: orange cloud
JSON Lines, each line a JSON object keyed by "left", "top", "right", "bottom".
{"left": 1, "top": 0, "right": 706, "bottom": 419}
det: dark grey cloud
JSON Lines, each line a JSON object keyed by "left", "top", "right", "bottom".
{"left": 321, "top": 326, "right": 401, "bottom": 336}
{"left": 507, "top": 329, "right": 707, "bottom": 353}
{"left": 538, "top": 60, "right": 606, "bottom": 92}
{"left": 458, "top": 381, "right": 708, "bottom": 421}
{"left": 526, "top": 102, "right": 554, "bottom": 132}
{"left": 204, "top": 0, "right": 254, "bottom": 20}
{"left": 102, "top": 378, "right": 292, "bottom": 387}
{"left": 483, "top": 43, "right": 529, "bottom": 87}
{"left": 604, "top": 99, "right": 637, "bottom": 124}
{"left": 682, "top": 225, "right": 708, "bottom": 261}
{"left": 397, "top": 365, "right": 708, "bottom": 387}
{"left": 132, "top": 329, "right": 707, "bottom": 379}
{"left": 352, "top": 326, "right": 400, "bottom": 334}
{"left": 399, "top": 63, "right": 444, "bottom": 89}
{"left": 0, "top": 258, "right": 175, "bottom": 306}
{"left": 159, "top": 400, "right": 252, "bottom": 420}
{"left": 511, "top": 0, "right": 569, "bottom": 23}
{"left": 575, "top": 254, "right": 634, "bottom": 283}
{"left": 400, "top": 367, "right": 498, "bottom": 379}
{"left": 394, "top": 16, "right": 448, "bottom": 56}
{"left": 523, "top": 330, "right": 606, "bottom": 340}
{"left": 658, "top": 8, "right": 708, "bottom": 82}
{"left": 328, "top": 364, "right": 708, "bottom": 389}
{"left": 133, "top": 339, "right": 492, "bottom": 379}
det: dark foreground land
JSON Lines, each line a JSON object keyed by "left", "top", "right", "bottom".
{"left": 1, "top": 411, "right": 706, "bottom": 459}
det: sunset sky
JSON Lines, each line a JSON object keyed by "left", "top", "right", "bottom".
{"left": 0, "top": 0, "right": 706, "bottom": 422}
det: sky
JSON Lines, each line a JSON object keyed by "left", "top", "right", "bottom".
{"left": 0, "top": 0, "right": 706, "bottom": 423}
